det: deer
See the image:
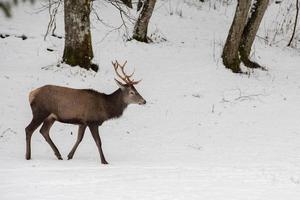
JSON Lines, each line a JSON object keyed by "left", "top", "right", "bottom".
{"left": 25, "top": 60, "right": 146, "bottom": 164}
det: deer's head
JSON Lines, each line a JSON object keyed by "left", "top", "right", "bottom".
{"left": 112, "top": 60, "right": 146, "bottom": 105}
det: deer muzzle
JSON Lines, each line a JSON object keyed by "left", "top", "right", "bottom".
{"left": 139, "top": 99, "right": 146, "bottom": 105}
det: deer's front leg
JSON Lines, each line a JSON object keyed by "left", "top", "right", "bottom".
{"left": 89, "top": 125, "right": 108, "bottom": 164}
{"left": 68, "top": 125, "right": 87, "bottom": 160}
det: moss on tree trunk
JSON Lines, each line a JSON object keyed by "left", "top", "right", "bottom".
{"left": 222, "top": 0, "right": 251, "bottom": 73}
{"left": 63, "top": 33, "right": 93, "bottom": 69}
{"left": 63, "top": 0, "right": 97, "bottom": 71}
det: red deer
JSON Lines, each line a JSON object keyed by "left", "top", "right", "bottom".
{"left": 25, "top": 61, "right": 146, "bottom": 164}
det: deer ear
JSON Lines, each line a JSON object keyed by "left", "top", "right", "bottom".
{"left": 115, "top": 79, "right": 125, "bottom": 90}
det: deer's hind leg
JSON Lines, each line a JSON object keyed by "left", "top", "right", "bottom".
{"left": 25, "top": 112, "right": 49, "bottom": 160}
{"left": 39, "top": 115, "right": 62, "bottom": 160}
{"left": 67, "top": 125, "right": 87, "bottom": 160}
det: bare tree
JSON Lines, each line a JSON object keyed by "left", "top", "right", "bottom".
{"left": 222, "top": 0, "right": 251, "bottom": 73}
{"left": 132, "top": 0, "right": 157, "bottom": 43}
{"left": 222, "top": 0, "right": 269, "bottom": 73}
{"left": 0, "top": 0, "right": 35, "bottom": 17}
{"left": 62, "top": 0, "right": 97, "bottom": 71}
{"left": 62, "top": 0, "right": 133, "bottom": 71}
{"left": 239, "top": 0, "right": 269, "bottom": 69}
{"left": 0, "top": 2, "right": 12, "bottom": 17}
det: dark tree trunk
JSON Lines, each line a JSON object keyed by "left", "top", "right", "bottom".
{"left": 120, "top": 0, "right": 133, "bottom": 8}
{"left": 287, "top": 0, "right": 299, "bottom": 47}
{"left": 222, "top": 0, "right": 251, "bottom": 73}
{"left": 239, "top": 0, "right": 269, "bottom": 69}
{"left": 63, "top": 0, "right": 95, "bottom": 71}
{"left": 132, "top": 0, "right": 157, "bottom": 43}
{"left": 222, "top": 0, "right": 269, "bottom": 73}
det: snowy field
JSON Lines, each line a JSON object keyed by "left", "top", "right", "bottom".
{"left": 1, "top": 0, "right": 300, "bottom": 199}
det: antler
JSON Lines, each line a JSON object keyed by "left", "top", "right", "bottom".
{"left": 112, "top": 60, "right": 141, "bottom": 85}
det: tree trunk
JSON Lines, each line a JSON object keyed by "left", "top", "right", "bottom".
{"left": 222, "top": 0, "right": 251, "bottom": 73}
{"left": 132, "top": 0, "right": 157, "bottom": 43}
{"left": 120, "top": 0, "right": 133, "bottom": 8}
{"left": 239, "top": 0, "right": 269, "bottom": 69}
{"left": 63, "top": 0, "right": 95, "bottom": 70}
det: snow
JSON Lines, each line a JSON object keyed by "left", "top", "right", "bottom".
{"left": 1, "top": 0, "right": 300, "bottom": 199}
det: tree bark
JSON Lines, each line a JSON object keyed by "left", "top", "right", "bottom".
{"left": 63, "top": 0, "right": 95, "bottom": 71}
{"left": 120, "top": 0, "right": 133, "bottom": 8}
{"left": 239, "top": 0, "right": 269, "bottom": 69}
{"left": 132, "top": 0, "right": 157, "bottom": 43}
{"left": 222, "top": 0, "right": 251, "bottom": 73}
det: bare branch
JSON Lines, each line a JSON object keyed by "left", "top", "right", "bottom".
{"left": 288, "top": 0, "right": 299, "bottom": 46}
{"left": 44, "top": 0, "right": 62, "bottom": 41}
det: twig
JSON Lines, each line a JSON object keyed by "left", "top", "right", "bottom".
{"left": 234, "top": 93, "right": 265, "bottom": 101}
{"left": 94, "top": 0, "right": 137, "bottom": 42}
{"left": 92, "top": 6, "right": 116, "bottom": 29}
{"left": 44, "top": 0, "right": 61, "bottom": 41}
{"left": 221, "top": 89, "right": 267, "bottom": 103}
{"left": 98, "top": 24, "right": 124, "bottom": 43}
{"left": 288, "top": 0, "right": 299, "bottom": 46}
{"left": 109, "top": 1, "right": 136, "bottom": 24}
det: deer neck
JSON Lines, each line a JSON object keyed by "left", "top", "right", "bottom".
{"left": 105, "top": 89, "right": 128, "bottom": 120}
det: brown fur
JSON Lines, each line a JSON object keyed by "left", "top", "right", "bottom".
{"left": 29, "top": 88, "right": 41, "bottom": 104}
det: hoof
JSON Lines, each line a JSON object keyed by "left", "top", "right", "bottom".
{"left": 67, "top": 153, "right": 73, "bottom": 160}
{"left": 25, "top": 155, "right": 31, "bottom": 160}
{"left": 57, "top": 156, "right": 63, "bottom": 160}
{"left": 101, "top": 161, "right": 109, "bottom": 165}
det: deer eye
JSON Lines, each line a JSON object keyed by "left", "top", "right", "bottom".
{"left": 129, "top": 91, "right": 135, "bottom": 95}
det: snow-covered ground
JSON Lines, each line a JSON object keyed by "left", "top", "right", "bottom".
{"left": 1, "top": 0, "right": 300, "bottom": 199}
